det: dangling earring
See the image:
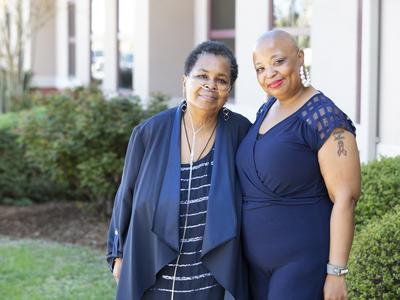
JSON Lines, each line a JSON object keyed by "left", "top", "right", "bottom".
{"left": 300, "top": 65, "right": 311, "bottom": 87}
{"left": 181, "top": 84, "right": 187, "bottom": 112}
{"left": 222, "top": 107, "right": 230, "bottom": 121}
{"left": 181, "top": 100, "right": 187, "bottom": 112}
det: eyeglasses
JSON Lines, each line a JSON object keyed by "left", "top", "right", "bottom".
{"left": 189, "top": 74, "right": 231, "bottom": 92}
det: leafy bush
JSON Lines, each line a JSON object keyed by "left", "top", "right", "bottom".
{"left": 0, "top": 111, "right": 20, "bottom": 129}
{"left": 348, "top": 206, "right": 400, "bottom": 299}
{"left": 17, "top": 88, "right": 167, "bottom": 209}
{"left": 0, "top": 129, "right": 27, "bottom": 202}
{"left": 0, "top": 124, "right": 66, "bottom": 204}
{"left": 355, "top": 156, "right": 400, "bottom": 229}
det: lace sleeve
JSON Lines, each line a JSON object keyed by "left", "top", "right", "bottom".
{"left": 301, "top": 96, "right": 356, "bottom": 150}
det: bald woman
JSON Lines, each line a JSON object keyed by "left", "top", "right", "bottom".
{"left": 236, "top": 30, "right": 361, "bottom": 300}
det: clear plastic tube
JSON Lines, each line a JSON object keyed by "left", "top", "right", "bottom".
{"left": 170, "top": 111, "right": 202, "bottom": 300}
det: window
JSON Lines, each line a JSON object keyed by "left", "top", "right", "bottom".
{"left": 67, "top": 1, "right": 76, "bottom": 77}
{"left": 209, "top": 0, "right": 235, "bottom": 52}
{"left": 209, "top": 0, "right": 236, "bottom": 100}
{"left": 90, "top": 0, "right": 106, "bottom": 84}
{"left": 117, "top": 0, "right": 134, "bottom": 90}
{"left": 270, "top": 0, "right": 312, "bottom": 67}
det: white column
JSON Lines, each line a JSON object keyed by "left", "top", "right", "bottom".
{"left": 194, "top": 0, "right": 208, "bottom": 45}
{"left": 103, "top": 0, "right": 118, "bottom": 93}
{"left": 55, "top": 0, "right": 70, "bottom": 88}
{"left": 75, "top": 0, "right": 91, "bottom": 86}
{"left": 358, "top": 0, "right": 379, "bottom": 162}
{"left": 133, "top": 0, "right": 150, "bottom": 101}
{"left": 30, "top": 0, "right": 57, "bottom": 87}
{"left": 230, "top": 0, "right": 270, "bottom": 121}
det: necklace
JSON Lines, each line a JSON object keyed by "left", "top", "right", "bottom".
{"left": 171, "top": 112, "right": 216, "bottom": 300}
{"left": 183, "top": 113, "right": 217, "bottom": 162}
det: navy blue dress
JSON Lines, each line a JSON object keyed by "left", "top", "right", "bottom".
{"left": 143, "top": 148, "right": 225, "bottom": 299}
{"left": 236, "top": 93, "right": 355, "bottom": 300}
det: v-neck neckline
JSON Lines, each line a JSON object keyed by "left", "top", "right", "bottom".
{"left": 256, "top": 92, "right": 322, "bottom": 139}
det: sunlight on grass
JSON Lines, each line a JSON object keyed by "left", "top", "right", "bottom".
{"left": 0, "top": 237, "right": 115, "bottom": 300}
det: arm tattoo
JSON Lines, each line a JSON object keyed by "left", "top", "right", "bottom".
{"left": 334, "top": 130, "right": 347, "bottom": 157}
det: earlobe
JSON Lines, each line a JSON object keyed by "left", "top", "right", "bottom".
{"left": 297, "top": 49, "right": 305, "bottom": 65}
{"left": 182, "top": 76, "right": 187, "bottom": 99}
{"left": 183, "top": 76, "right": 188, "bottom": 89}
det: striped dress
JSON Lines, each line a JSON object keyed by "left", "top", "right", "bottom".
{"left": 143, "top": 148, "right": 224, "bottom": 300}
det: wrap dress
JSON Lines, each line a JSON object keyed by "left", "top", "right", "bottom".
{"left": 236, "top": 92, "right": 356, "bottom": 299}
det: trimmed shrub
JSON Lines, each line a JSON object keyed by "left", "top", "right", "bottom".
{"left": 17, "top": 88, "right": 167, "bottom": 209}
{"left": 348, "top": 206, "right": 400, "bottom": 299}
{"left": 355, "top": 156, "right": 400, "bottom": 229}
{"left": 0, "top": 129, "right": 27, "bottom": 202}
{"left": 0, "top": 115, "right": 67, "bottom": 204}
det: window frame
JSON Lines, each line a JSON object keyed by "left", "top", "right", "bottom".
{"left": 207, "top": 0, "right": 236, "bottom": 102}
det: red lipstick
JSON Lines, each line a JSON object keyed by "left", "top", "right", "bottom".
{"left": 268, "top": 79, "right": 284, "bottom": 88}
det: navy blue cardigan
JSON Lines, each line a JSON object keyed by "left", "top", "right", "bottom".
{"left": 107, "top": 105, "right": 251, "bottom": 299}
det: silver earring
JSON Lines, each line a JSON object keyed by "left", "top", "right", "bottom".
{"left": 181, "top": 100, "right": 187, "bottom": 112}
{"left": 222, "top": 107, "right": 230, "bottom": 121}
{"left": 300, "top": 65, "right": 311, "bottom": 87}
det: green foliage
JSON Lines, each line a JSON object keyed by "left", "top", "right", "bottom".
{"left": 0, "top": 117, "right": 68, "bottom": 204}
{"left": 348, "top": 206, "right": 400, "bottom": 299}
{"left": 0, "top": 111, "right": 20, "bottom": 129}
{"left": 17, "top": 88, "right": 168, "bottom": 207}
{"left": 0, "top": 237, "right": 115, "bottom": 300}
{"left": 0, "top": 129, "right": 27, "bottom": 201}
{"left": 144, "top": 92, "right": 170, "bottom": 118}
{"left": 355, "top": 156, "right": 400, "bottom": 229}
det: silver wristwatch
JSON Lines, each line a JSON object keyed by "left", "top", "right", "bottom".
{"left": 327, "top": 263, "right": 348, "bottom": 276}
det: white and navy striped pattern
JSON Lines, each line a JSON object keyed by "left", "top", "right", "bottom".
{"left": 142, "top": 149, "right": 224, "bottom": 300}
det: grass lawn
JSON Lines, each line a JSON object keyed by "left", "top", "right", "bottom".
{"left": 0, "top": 236, "right": 115, "bottom": 300}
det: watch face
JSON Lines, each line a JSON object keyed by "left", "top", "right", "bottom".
{"left": 327, "top": 264, "right": 348, "bottom": 276}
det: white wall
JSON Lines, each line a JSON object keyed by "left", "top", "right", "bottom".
{"left": 228, "top": 0, "right": 271, "bottom": 121}
{"left": 376, "top": 0, "right": 400, "bottom": 157}
{"left": 134, "top": 0, "right": 194, "bottom": 103}
{"left": 311, "top": 0, "right": 358, "bottom": 119}
{"left": 148, "top": 0, "right": 194, "bottom": 100}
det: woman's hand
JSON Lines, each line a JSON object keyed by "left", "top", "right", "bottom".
{"left": 113, "top": 258, "right": 123, "bottom": 284}
{"left": 323, "top": 275, "right": 348, "bottom": 300}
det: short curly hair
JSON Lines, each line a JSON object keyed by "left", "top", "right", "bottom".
{"left": 184, "top": 41, "right": 238, "bottom": 86}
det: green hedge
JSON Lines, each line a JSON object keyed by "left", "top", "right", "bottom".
{"left": 2, "top": 88, "right": 168, "bottom": 209}
{"left": 0, "top": 125, "right": 67, "bottom": 205}
{"left": 0, "top": 129, "right": 28, "bottom": 203}
{"left": 348, "top": 206, "right": 400, "bottom": 299}
{"left": 355, "top": 156, "right": 400, "bottom": 229}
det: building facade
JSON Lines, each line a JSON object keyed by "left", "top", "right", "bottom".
{"left": 25, "top": 0, "right": 400, "bottom": 162}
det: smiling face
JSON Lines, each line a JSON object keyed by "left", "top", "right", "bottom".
{"left": 253, "top": 32, "right": 304, "bottom": 100}
{"left": 183, "top": 53, "right": 231, "bottom": 115}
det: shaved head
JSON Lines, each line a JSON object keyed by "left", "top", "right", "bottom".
{"left": 252, "top": 29, "right": 306, "bottom": 99}
{"left": 254, "top": 29, "right": 299, "bottom": 54}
